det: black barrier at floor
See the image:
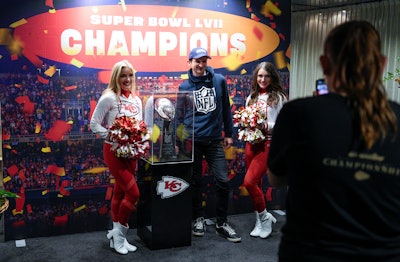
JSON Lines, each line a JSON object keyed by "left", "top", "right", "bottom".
{"left": 137, "top": 160, "right": 192, "bottom": 250}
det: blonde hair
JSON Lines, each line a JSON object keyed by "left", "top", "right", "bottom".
{"left": 103, "top": 60, "right": 136, "bottom": 102}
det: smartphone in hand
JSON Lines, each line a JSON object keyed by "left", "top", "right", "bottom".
{"left": 315, "top": 78, "right": 328, "bottom": 95}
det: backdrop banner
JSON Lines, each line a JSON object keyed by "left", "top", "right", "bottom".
{"left": 0, "top": 0, "right": 290, "bottom": 240}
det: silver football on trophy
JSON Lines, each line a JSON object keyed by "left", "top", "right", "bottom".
{"left": 155, "top": 98, "right": 175, "bottom": 121}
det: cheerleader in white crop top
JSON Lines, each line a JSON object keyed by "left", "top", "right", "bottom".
{"left": 90, "top": 60, "right": 141, "bottom": 255}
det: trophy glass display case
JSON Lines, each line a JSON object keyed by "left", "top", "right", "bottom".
{"left": 141, "top": 90, "right": 194, "bottom": 164}
{"left": 137, "top": 91, "right": 194, "bottom": 250}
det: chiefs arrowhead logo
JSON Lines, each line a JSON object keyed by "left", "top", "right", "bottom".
{"left": 156, "top": 176, "right": 189, "bottom": 199}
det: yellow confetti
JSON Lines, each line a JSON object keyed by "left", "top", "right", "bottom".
{"left": 261, "top": 0, "right": 282, "bottom": 16}
{"left": 146, "top": 155, "right": 159, "bottom": 164}
{"left": 222, "top": 53, "right": 242, "bottom": 71}
{"left": 35, "top": 123, "right": 42, "bottom": 134}
{"left": 255, "top": 50, "right": 263, "bottom": 60}
{"left": 150, "top": 124, "right": 160, "bottom": 143}
{"left": 176, "top": 123, "right": 189, "bottom": 142}
{"left": 41, "top": 147, "right": 51, "bottom": 153}
{"left": 70, "top": 58, "right": 84, "bottom": 68}
{"left": 0, "top": 28, "right": 12, "bottom": 45}
{"left": 44, "top": 65, "right": 57, "bottom": 77}
{"left": 236, "top": 147, "right": 245, "bottom": 153}
{"left": 273, "top": 50, "right": 286, "bottom": 70}
{"left": 74, "top": 205, "right": 86, "bottom": 213}
{"left": 171, "top": 7, "right": 178, "bottom": 18}
{"left": 83, "top": 167, "right": 109, "bottom": 174}
{"left": 239, "top": 186, "right": 249, "bottom": 196}
{"left": 12, "top": 209, "right": 24, "bottom": 216}
{"left": 3, "top": 176, "right": 11, "bottom": 183}
{"left": 224, "top": 146, "right": 235, "bottom": 160}
{"left": 9, "top": 19, "right": 27, "bottom": 28}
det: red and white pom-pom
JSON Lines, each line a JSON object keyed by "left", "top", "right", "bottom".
{"left": 233, "top": 105, "right": 267, "bottom": 144}
{"left": 107, "top": 115, "right": 151, "bottom": 159}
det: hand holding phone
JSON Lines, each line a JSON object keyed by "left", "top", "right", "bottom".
{"left": 315, "top": 78, "right": 328, "bottom": 95}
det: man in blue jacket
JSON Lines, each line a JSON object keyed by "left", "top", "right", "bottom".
{"left": 178, "top": 47, "right": 241, "bottom": 243}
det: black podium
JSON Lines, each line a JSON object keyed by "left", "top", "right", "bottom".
{"left": 137, "top": 160, "right": 192, "bottom": 250}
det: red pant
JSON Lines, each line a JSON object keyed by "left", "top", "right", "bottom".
{"left": 243, "top": 140, "right": 270, "bottom": 212}
{"left": 103, "top": 143, "right": 140, "bottom": 226}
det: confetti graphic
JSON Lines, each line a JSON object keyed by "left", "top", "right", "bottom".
{"left": 0, "top": 0, "right": 290, "bottom": 241}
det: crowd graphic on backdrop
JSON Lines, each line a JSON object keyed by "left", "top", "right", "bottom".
{"left": 0, "top": 68, "right": 289, "bottom": 240}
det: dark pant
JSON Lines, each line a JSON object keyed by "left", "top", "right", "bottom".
{"left": 192, "top": 140, "right": 229, "bottom": 225}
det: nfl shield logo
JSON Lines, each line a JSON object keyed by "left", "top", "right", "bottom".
{"left": 193, "top": 86, "right": 216, "bottom": 114}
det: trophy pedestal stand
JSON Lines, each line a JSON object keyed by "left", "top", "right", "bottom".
{"left": 137, "top": 160, "right": 192, "bottom": 250}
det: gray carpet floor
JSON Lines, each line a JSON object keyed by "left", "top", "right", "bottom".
{"left": 0, "top": 211, "right": 285, "bottom": 262}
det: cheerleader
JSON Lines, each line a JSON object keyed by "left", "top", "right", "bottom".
{"left": 243, "top": 62, "right": 287, "bottom": 238}
{"left": 90, "top": 60, "right": 142, "bottom": 254}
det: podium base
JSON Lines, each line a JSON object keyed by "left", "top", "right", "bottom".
{"left": 137, "top": 161, "right": 192, "bottom": 250}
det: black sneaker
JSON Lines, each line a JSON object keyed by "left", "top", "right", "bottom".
{"left": 215, "top": 222, "right": 241, "bottom": 242}
{"left": 192, "top": 217, "right": 206, "bottom": 236}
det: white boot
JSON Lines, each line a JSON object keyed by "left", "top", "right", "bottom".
{"left": 106, "top": 222, "right": 128, "bottom": 255}
{"left": 249, "top": 211, "right": 262, "bottom": 237}
{"left": 108, "top": 222, "right": 137, "bottom": 252}
{"left": 259, "top": 210, "right": 276, "bottom": 239}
